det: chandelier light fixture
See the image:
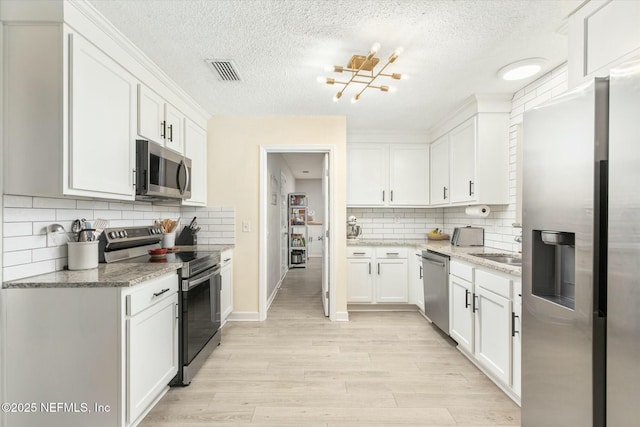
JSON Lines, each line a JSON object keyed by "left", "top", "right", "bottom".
{"left": 320, "top": 43, "right": 405, "bottom": 103}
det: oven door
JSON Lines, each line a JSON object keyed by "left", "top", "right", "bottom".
{"left": 136, "top": 140, "right": 191, "bottom": 200}
{"left": 182, "top": 267, "right": 221, "bottom": 366}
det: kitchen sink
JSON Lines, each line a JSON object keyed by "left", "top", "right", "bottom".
{"left": 471, "top": 253, "right": 522, "bottom": 266}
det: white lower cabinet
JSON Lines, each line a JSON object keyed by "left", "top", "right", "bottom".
{"left": 347, "top": 247, "right": 408, "bottom": 303}
{"left": 512, "top": 281, "right": 522, "bottom": 397}
{"left": 449, "top": 273, "right": 474, "bottom": 354}
{"left": 4, "top": 272, "right": 179, "bottom": 427}
{"left": 448, "top": 259, "right": 521, "bottom": 403}
{"left": 409, "top": 251, "right": 425, "bottom": 312}
{"left": 220, "top": 249, "right": 234, "bottom": 324}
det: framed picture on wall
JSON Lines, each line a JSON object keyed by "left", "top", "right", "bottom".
{"left": 270, "top": 174, "right": 278, "bottom": 205}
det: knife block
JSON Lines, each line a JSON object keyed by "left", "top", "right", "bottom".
{"left": 175, "top": 227, "right": 197, "bottom": 246}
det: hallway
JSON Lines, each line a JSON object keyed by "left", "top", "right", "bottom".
{"left": 141, "top": 260, "right": 521, "bottom": 426}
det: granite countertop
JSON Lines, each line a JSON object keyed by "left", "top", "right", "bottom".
{"left": 3, "top": 263, "right": 182, "bottom": 289}
{"left": 348, "top": 238, "right": 521, "bottom": 277}
{"left": 176, "top": 244, "right": 235, "bottom": 252}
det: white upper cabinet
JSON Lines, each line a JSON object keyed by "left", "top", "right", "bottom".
{"left": 164, "top": 103, "right": 185, "bottom": 154}
{"left": 138, "top": 84, "right": 186, "bottom": 155}
{"left": 389, "top": 145, "right": 430, "bottom": 206}
{"left": 138, "top": 84, "right": 165, "bottom": 144}
{"left": 2, "top": 2, "right": 209, "bottom": 202}
{"left": 70, "top": 33, "right": 137, "bottom": 198}
{"left": 568, "top": 0, "right": 640, "bottom": 89}
{"left": 449, "top": 117, "right": 476, "bottom": 203}
{"left": 3, "top": 25, "right": 137, "bottom": 200}
{"left": 429, "top": 136, "right": 450, "bottom": 205}
{"left": 183, "top": 119, "right": 208, "bottom": 206}
{"left": 347, "top": 144, "right": 388, "bottom": 206}
{"left": 347, "top": 143, "right": 429, "bottom": 207}
{"left": 428, "top": 96, "right": 511, "bottom": 207}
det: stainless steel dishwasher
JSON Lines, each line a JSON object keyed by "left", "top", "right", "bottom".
{"left": 421, "top": 250, "right": 450, "bottom": 335}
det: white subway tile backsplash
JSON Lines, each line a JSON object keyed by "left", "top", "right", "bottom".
{"left": 3, "top": 195, "right": 236, "bottom": 281}
{"left": 4, "top": 235, "right": 47, "bottom": 252}
{"left": 4, "top": 207, "right": 56, "bottom": 222}
{"left": 3, "top": 222, "right": 34, "bottom": 237}
{"left": 3, "top": 195, "right": 33, "bottom": 208}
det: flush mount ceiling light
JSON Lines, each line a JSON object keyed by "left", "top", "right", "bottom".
{"left": 319, "top": 43, "right": 405, "bottom": 103}
{"left": 497, "top": 58, "right": 546, "bottom": 81}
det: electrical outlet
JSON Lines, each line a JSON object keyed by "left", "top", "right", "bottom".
{"left": 242, "top": 221, "right": 251, "bottom": 232}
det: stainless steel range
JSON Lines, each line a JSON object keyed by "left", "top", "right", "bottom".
{"left": 99, "top": 225, "right": 221, "bottom": 386}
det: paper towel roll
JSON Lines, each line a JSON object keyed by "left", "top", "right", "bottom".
{"left": 465, "top": 205, "right": 490, "bottom": 218}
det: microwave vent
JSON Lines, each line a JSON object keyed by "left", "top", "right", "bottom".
{"left": 207, "top": 59, "right": 242, "bottom": 81}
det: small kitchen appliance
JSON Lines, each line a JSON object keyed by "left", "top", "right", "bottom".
{"left": 346, "top": 215, "right": 362, "bottom": 240}
{"left": 450, "top": 226, "right": 484, "bottom": 246}
{"left": 136, "top": 140, "right": 192, "bottom": 201}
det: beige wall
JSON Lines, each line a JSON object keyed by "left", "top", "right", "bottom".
{"left": 207, "top": 116, "right": 348, "bottom": 316}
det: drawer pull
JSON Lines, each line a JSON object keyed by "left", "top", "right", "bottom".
{"left": 386, "top": 252, "right": 399, "bottom": 256}
{"left": 153, "top": 288, "right": 170, "bottom": 298}
{"left": 224, "top": 258, "right": 231, "bottom": 262}
{"left": 353, "top": 252, "right": 366, "bottom": 255}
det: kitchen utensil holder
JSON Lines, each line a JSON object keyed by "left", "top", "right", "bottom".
{"left": 67, "top": 241, "right": 99, "bottom": 270}
{"left": 175, "top": 227, "right": 197, "bottom": 246}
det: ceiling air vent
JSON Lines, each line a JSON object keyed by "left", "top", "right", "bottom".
{"left": 206, "top": 59, "right": 242, "bottom": 81}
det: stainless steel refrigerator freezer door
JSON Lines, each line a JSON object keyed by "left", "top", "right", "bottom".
{"left": 607, "top": 59, "right": 640, "bottom": 427}
{"left": 522, "top": 78, "right": 608, "bottom": 427}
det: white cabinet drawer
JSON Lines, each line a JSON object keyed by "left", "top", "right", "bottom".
{"left": 375, "top": 247, "right": 408, "bottom": 258}
{"left": 221, "top": 249, "right": 233, "bottom": 267}
{"left": 347, "top": 247, "right": 373, "bottom": 258}
{"left": 450, "top": 260, "right": 474, "bottom": 282}
{"left": 127, "top": 272, "right": 179, "bottom": 316}
{"left": 475, "top": 269, "right": 511, "bottom": 299}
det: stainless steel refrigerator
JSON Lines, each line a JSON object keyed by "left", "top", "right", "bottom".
{"left": 522, "top": 58, "right": 640, "bottom": 427}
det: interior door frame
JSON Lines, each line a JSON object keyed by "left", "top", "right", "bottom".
{"left": 259, "top": 145, "right": 336, "bottom": 321}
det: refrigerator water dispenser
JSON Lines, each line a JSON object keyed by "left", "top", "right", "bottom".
{"left": 532, "top": 230, "right": 576, "bottom": 310}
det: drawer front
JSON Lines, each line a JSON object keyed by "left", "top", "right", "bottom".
{"left": 450, "top": 259, "right": 474, "bottom": 282}
{"left": 475, "top": 269, "right": 511, "bottom": 299}
{"left": 127, "top": 272, "right": 179, "bottom": 316}
{"left": 375, "top": 247, "right": 408, "bottom": 259}
{"left": 221, "top": 249, "right": 233, "bottom": 267}
{"left": 347, "top": 247, "right": 373, "bottom": 258}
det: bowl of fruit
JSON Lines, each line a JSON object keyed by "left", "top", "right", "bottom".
{"left": 427, "top": 228, "right": 450, "bottom": 241}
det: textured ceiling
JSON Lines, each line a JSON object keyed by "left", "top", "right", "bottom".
{"left": 90, "top": 0, "right": 579, "bottom": 134}
{"left": 281, "top": 153, "right": 324, "bottom": 179}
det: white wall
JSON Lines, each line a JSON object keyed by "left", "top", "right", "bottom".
{"left": 266, "top": 154, "right": 295, "bottom": 301}
{"left": 2, "top": 195, "right": 235, "bottom": 281}
{"left": 295, "top": 179, "right": 323, "bottom": 223}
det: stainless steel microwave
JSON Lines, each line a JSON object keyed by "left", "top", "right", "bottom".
{"left": 136, "top": 140, "right": 191, "bottom": 201}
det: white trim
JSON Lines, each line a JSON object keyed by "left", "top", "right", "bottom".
{"left": 334, "top": 311, "right": 350, "bottom": 322}
{"left": 267, "top": 277, "right": 283, "bottom": 311}
{"left": 259, "top": 145, "right": 338, "bottom": 321}
{"left": 347, "top": 131, "right": 427, "bottom": 144}
{"left": 226, "top": 312, "right": 261, "bottom": 322}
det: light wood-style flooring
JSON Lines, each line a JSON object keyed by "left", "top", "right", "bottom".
{"left": 140, "top": 258, "right": 521, "bottom": 426}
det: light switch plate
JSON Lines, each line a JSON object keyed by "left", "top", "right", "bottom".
{"left": 242, "top": 221, "right": 251, "bottom": 232}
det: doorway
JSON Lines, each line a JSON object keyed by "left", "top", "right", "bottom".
{"left": 259, "top": 146, "right": 335, "bottom": 321}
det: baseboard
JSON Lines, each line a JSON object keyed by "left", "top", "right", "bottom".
{"left": 226, "top": 311, "right": 260, "bottom": 321}
{"left": 348, "top": 303, "right": 420, "bottom": 312}
{"left": 267, "top": 282, "right": 281, "bottom": 311}
{"left": 334, "top": 311, "right": 349, "bottom": 321}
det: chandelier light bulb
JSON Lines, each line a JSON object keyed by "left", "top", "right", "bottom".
{"left": 351, "top": 94, "right": 360, "bottom": 103}
{"left": 317, "top": 76, "right": 326, "bottom": 84}
{"left": 370, "top": 42, "right": 381, "bottom": 53}
{"left": 333, "top": 92, "right": 343, "bottom": 102}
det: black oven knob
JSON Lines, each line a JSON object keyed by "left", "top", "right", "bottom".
{"left": 118, "top": 231, "right": 125, "bottom": 238}
{"left": 109, "top": 231, "right": 117, "bottom": 239}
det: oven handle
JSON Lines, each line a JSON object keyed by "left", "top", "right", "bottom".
{"left": 183, "top": 267, "right": 221, "bottom": 291}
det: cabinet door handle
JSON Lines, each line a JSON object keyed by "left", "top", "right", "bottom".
{"left": 512, "top": 312, "right": 520, "bottom": 336}
{"left": 391, "top": 190, "right": 394, "bottom": 202}
{"left": 382, "top": 190, "right": 385, "bottom": 202}
{"left": 132, "top": 169, "right": 137, "bottom": 187}
{"left": 469, "top": 180, "right": 474, "bottom": 196}
{"left": 386, "top": 252, "right": 399, "bottom": 256}
{"left": 153, "top": 288, "right": 170, "bottom": 297}
{"left": 419, "top": 265, "right": 423, "bottom": 280}
{"left": 472, "top": 294, "right": 479, "bottom": 312}
{"left": 368, "top": 262, "right": 371, "bottom": 275}
{"left": 161, "top": 120, "right": 166, "bottom": 138}
{"left": 224, "top": 258, "right": 231, "bottom": 262}
{"left": 377, "top": 263, "right": 380, "bottom": 275}
{"left": 175, "top": 303, "right": 179, "bottom": 320}
{"left": 443, "top": 186, "right": 448, "bottom": 200}
{"left": 168, "top": 124, "right": 174, "bottom": 142}
{"left": 464, "top": 289, "right": 470, "bottom": 308}
{"left": 353, "top": 252, "right": 366, "bottom": 255}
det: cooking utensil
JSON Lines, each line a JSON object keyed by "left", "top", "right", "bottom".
{"left": 188, "top": 216, "right": 197, "bottom": 228}
{"left": 78, "top": 229, "right": 97, "bottom": 242}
